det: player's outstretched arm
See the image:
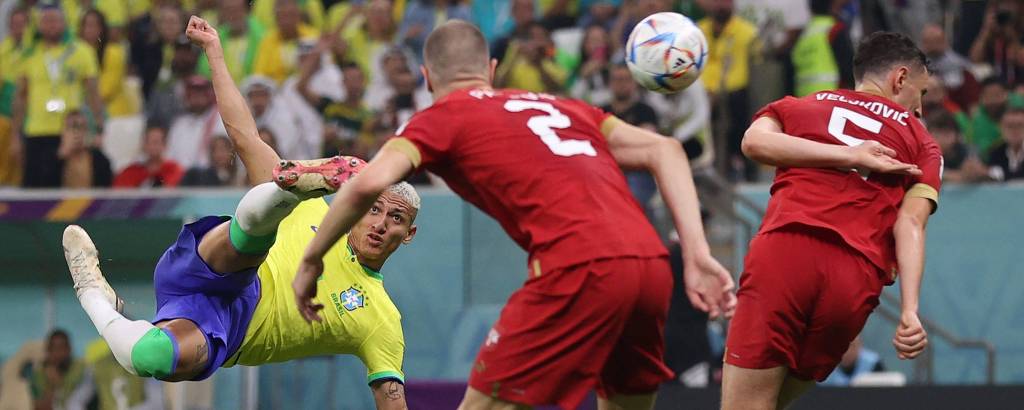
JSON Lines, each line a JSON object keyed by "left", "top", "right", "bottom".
{"left": 742, "top": 116, "right": 922, "bottom": 175}
{"left": 185, "top": 16, "right": 280, "bottom": 185}
{"left": 892, "top": 196, "right": 933, "bottom": 360}
{"left": 606, "top": 120, "right": 736, "bottom": 319}
{"left": 294, "top": 147, "right": 413, "bottom": 322}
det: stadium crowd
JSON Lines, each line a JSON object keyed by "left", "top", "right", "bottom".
{"left": 0, "top": 0, "right": 1022, "bottom": 190}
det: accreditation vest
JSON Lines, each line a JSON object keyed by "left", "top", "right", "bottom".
{"left": 792, "top": 16, "right": 840, "bottom": 97}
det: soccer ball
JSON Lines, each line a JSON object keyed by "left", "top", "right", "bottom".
{"left": 625, "top": 12, "right": 708, "bottom": 94}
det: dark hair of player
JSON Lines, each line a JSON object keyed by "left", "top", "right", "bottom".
{"left": 852, "top": 32, "right": 929, "bottom": 83}
{"left": 423, "top": 19, "right": 490, "bottom": 85}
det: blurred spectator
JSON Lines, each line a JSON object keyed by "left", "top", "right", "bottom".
{"left": 196, "top": 0, "right": 268, "bottom": 83}
{"left": 567, "top": 24, "right": 614, "bottom": 106}
{"left": 113, "top": 125, "right": 185, "bottom": 188}
{"left": 791, "top": 0, "right": 855, "bottom": 96}
{"left": 0, "top": 7, "right": 29, "bottom": 186}
{"left": 372, "top": 68, "right": 431, "bottom": 149}
{"left": 491, "top": 0, "right": 537, "bottom": 64}
{"left": 923, "top": 76, "right": 971, "bottom": 134}
{"left": 298, "top": 56, "right": 375, "bottom": 158}
{"left": 820, "top": 336, "right": 885, "bottom": 386}
{"left": 736, "top": 0, "right": 810, "bottom": 96}
{"left": 253, "top": 0, "right": 321, "bottom": 84}
{"left": 921, "top": 23, "right": 980, "bottom": 111}
{"left": 364, "top": 46, "right": 431, "bottom": 112}
{"left": 602, "top": 64, "right": 661, "bottom": 211}
{"left": 58, "top": 110, "right": 113, "bottom": 188}
{"left": 276, "top": 45, "right": 329, "bottom": 161}
{"left": 495, "top": 22, "right": 569, "bottom": 93}
{"left": 338, "top": 0, "right": 398, "bottom": 86}
{"left": 860, "top": 0, "right": 942, "bottom": 44}
{"left": 577, "top": 0, "right": 620, "bottom": 30}
{"left": 31, "top": 329, "right": 91, "bottom": 410}
{"left": 646, "top": 79, "right": 713, "bottom": 167}
{"left": 80, "top": 9, "right": 146, "bottom": 174}
{"left": 12, "top": 5, "right": 104, "bottom": 188}
{"left": 243, "top": 75, "right": 311, "bottom": 160}
{"left": 165, "top": 76, "right": 226, "bottom": 170}
{"left": 144, "top": 38, "right": 201, "bottom": 128}
{"left": 927, "top": 113, "right": 989, "bottom": 183}
{"left": 610, "top": 0, "right": 673, "bottom": 52}
{"left": 698, "top": 0, "right": 760, "bottom": 181}
{"left": 969, "top": 0, "right": 1023, "bottom": 86}
{"left": 253, "top": 0, "right": 325, "bottom": 31}
{"left": 129, "top": 2, "right": 185, "bottom": 99}
{"left": 82, "top": 338, "right": 164, "bottom": 410}
{"left": 970, "top": 77, "right": 1012, "bottom": 156}
{"left": 181, "top": 135, "right": 243, "bottom": 187}
{"left": 399, "top": 0, "right": 472, "bottom": 63}
{"left": 988, "top": 107, "right": 1024, "bottom": 182}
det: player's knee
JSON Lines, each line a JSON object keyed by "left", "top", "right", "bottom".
{"left": 130, "top": 328, "right": 177, "bottom": 379}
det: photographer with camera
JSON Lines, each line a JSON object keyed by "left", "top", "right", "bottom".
{"left": 970, "top": 0, "right": 1023, "bottom": 86}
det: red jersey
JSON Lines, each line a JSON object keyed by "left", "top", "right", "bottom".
{"left": 392, "top": 88, "right": 667, "bottom": 275}
{"left": 755, "top": 89, "right": 943, "bottom": 280}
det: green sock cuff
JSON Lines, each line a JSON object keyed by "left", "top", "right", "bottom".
{"left": 229, "top": 218, "right": 277, "bottom": 255}
{"left": 130, "top": 328, "right": 176, "bottom": 379}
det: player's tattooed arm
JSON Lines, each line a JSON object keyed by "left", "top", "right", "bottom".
{"left": 371, "top": 380, "right": 408, "bottom": 410}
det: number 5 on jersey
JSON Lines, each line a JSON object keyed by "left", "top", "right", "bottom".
{"left": 828, "top": 107, "right": 883, "bottom": 179}
{"left": 504, "top": 100, "right": 597, "bottom": 157}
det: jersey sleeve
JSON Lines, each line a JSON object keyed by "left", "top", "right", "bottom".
{"left": 753, "top": 96, "right": 800, "bottom": 124}
{"left": 570, "top": 99, "right": 619, "bottom": 138}
{"left": 357, "top": 322, "right": 406, "bottom": 385}
{"left": 906, "top": 136, "right": 943, "bottom": 213}
{"left": 390, "top": 108, "right": 453, "bottom": 170}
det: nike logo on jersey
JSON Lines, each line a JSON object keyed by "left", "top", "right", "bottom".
{"left": 311, "top": 225, "right": 318, "bottom": 233}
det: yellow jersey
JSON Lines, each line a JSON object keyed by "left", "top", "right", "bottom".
{"left": 697, "top": 16, "right": 760, "bottom": 94}
{"left": 19, "top": 40, "right": 99, "bottom": 136}
{"left": 227, "top": 199, "right": 406, "bottom": 385}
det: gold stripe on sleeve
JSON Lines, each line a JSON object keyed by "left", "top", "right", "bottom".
{"left": 600, "top": 115, "right": 625, "bottom": 138}
{"left": 383, "top": 138, "right": 422, "bottom": 168}
{"left": 905, "top": 183, "right": 939, "bottom": 212}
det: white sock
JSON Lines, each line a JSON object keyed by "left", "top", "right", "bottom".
{"left": 80, "top": 289, "right": 155, "bottom": 374}
{"left": 234, "top": 182, "right": 302, "bottom": 236}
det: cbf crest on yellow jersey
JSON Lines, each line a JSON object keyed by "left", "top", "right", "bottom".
{"left": 226, "top": 199, "right": 405, "bottom": 385}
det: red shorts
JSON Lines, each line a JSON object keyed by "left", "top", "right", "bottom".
{"left": 467, "top": 256, "right": 675, "bottom": 409}
{"left": 725, "top": 226, "right": 885, "bottom": 381}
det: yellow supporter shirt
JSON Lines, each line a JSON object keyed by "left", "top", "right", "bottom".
{"left": 98, "top": 43, "right": 139, "bottom": 117}
{"left": 227, "top": 199, "right": 406, "bottom": 384}
{"left": 253, "top": 0, "right": 326, "bottom": 30}
{"left": 697, "top": 15, "right": 760, "bottom": 94}
{"left": 20, "top": 40, "right": 99, "bottom": 137}
{"left": 253, "top": 24, "right": 320, "bottom": 84}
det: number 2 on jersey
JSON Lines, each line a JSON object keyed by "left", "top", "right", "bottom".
{"left": 828, "top": 107, "right": 883, "bottom": 179}
{"left": 504, "top": 100, "right": 597, "bottom": 157}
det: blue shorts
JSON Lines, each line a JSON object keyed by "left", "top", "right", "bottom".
{"left": 152, "top": 216, "right": 261, "bottom": 381}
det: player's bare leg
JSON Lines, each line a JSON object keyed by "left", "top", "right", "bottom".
{"left": 720, "top": 364, "right": 788, "bottom": 410}
{"left": 775, "top": 375, "right": 814, "bottom": 409}
{"left": 198, "top": 156, "right": 368, "bottom": 274}
{"left": 598, "top": 393, "right": 657, "bottom": 410}
{"left": 458, "top": 386, "right": 532, "bottom": 410}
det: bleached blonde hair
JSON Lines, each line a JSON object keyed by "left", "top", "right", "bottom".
{"left": 384, "top": 181, "right": 421, "bottom": 214}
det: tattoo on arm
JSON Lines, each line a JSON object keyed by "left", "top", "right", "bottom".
{"left": 384, "top": 381, "right": 403, "bottom": 401}
{"left": 195, "top": 342, "right": 208, "bottom": 366}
